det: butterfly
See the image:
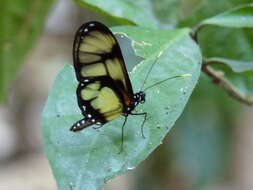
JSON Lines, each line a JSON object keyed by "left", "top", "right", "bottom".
{"left": 70, "top": 21, "right": 147, "bottom": 150}
{"left": 69, "top": 21, "right": 189, "bottom": 151}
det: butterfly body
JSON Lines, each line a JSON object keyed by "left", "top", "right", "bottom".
{"left": 70, "top": 21, "right": 146, "bottom": 132}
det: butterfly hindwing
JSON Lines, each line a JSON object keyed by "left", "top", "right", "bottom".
{"left": 71, "top": 78, "right": 125, "bottom": 131}
{"left": 77, "top": 80, "right": 123, "bottom": 121}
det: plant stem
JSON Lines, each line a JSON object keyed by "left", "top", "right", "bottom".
{"left": 190, "top": 24, "right": 204, "bottom": 42}
{"left": 202, "top": 59, "right": 253, "bottom": 105}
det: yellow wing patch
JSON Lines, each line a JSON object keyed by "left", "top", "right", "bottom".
{"left": 79, "top": 52, "right": 101, "bottom": 63}
{"left": 81, "top": 63, "right": 107, "bottom": 77}
{"left": 81, "top": 81, "right": 101, "bottom": 100}
{"left": 89, "top": 31, "right": 115, "bottom": 46}
{"left": 79, "top": 31, "right": 115, "bottom": 54}
{"left": 81, "top": 82, "right": 123, "bottom": 121}
{"left": 90, "top": 87, "right": 123, "bottom": 121}
{"left": 106, "top": 58, "right": 126, "bottom": 87}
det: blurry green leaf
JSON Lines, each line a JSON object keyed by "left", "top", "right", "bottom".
{"left": 198, "top": 27, "right": 253, "bottom": 61}
{"left": 42, "top": 26, "right": 201, "bottom": 190}
{"left": 149, "top": 0, "right": 181, "bottom": 27}
{"left": 195, "top": 4, "right": 253, "bottom": 61}
{"left": 178, "top": 0, "right": 253, "bottom": 61}
{"left": 181, "top": 2, "right": 253, "bottom": 102}
{"left": 201, "top": 4, "right": 253, "bottom": 28}
{"left": 226, "top": 73, "right": 253, "bottom": 97}
{"left": 74, "top": 0, "right": 159, "bottom": 27}
{"left": 207, "top": 57, "right": 253, "bottom": 73}
{"left": 74, "top": 0, "right": 181, "bottom": 28}
{"left": 178, "top": 0, "right": 253, "bottom": 27}
{"left": 0, "top": 0, "right": 55, "bottom": 103}
{"left": 132, "top": 76, "right": 240, "bottom": 190}
{"left": 168, "top": 79, "right": 237, "bottom": 188}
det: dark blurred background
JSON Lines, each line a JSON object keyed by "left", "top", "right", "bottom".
{"left": 0, "top": 0, "right": 253, "bottom": 189}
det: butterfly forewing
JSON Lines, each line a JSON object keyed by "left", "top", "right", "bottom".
{"left": 73, "top": 21, "right": 134, "bottom": 96}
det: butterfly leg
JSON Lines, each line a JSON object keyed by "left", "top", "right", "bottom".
{"left": 118, "top": 116, "right": 128, "bottom": 154}
{"left": 130, "top": 112, "right": 147, "bottom": 139}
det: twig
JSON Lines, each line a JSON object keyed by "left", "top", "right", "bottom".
{"left": 202, "top": 59, "right": 253, "bottom": 105}
{"left": 191, "top": 23, "right": 253, "bottom": 105}
{"left": 190, "top": 24, "right": 204, "bottom": 43}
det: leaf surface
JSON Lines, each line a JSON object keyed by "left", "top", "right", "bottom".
{"left": 42, "top": 26, "right": 201, "bottom": 190}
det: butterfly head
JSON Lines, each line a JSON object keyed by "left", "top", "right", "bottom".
{"left": 134, "top": 91, "right": 146, "bottom": 104}
{"left": 125, "top": 91, "right": 145, "bottom": 114}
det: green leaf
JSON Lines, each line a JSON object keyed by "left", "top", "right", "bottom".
{"left": 198, "top": 27, "right": 253, "bottom": 61}
{"left": 206, "top": 57, "right": 253, "bottom": 73}
{"left": 178, "top": 0, "right": 253, "bottom": 62}
{"left": 0, "top": 0, "right": 55, "bottom": 103}
{"left": 190, "top": 3, "right": 253, "bottom": 101}
{"left": 42, "top": 26, "right": 201, "bottom": 190}
{"left": 169, "top": 100, "right": 231, "bottom": 188}
{"left": 178, "top": 0, "right": 253, "bottom": 27}
{"left": 73, "top": 0, "right": 180, "bottom": 28}
{"left": 226, "top": 72, "right": 253, "bottom": 97}
{"left": 201, "top": 4, "right": 253, "bottom": 28}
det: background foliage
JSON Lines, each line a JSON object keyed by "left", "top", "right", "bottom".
{"left": 1, "top": 0, "right": 253, "bottom": 190}
{"left": 42, "top": 1, "right": 253, "bottom": 189}
{"left": 0, "top": 0, "right": 54, "bottom": 103}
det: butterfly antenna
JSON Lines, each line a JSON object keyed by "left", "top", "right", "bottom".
{"left": 140, "top": 51, "right": 163, "bottom": 91}
{"left": 143, "top": 74, "right": 192, "bottom": 92}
